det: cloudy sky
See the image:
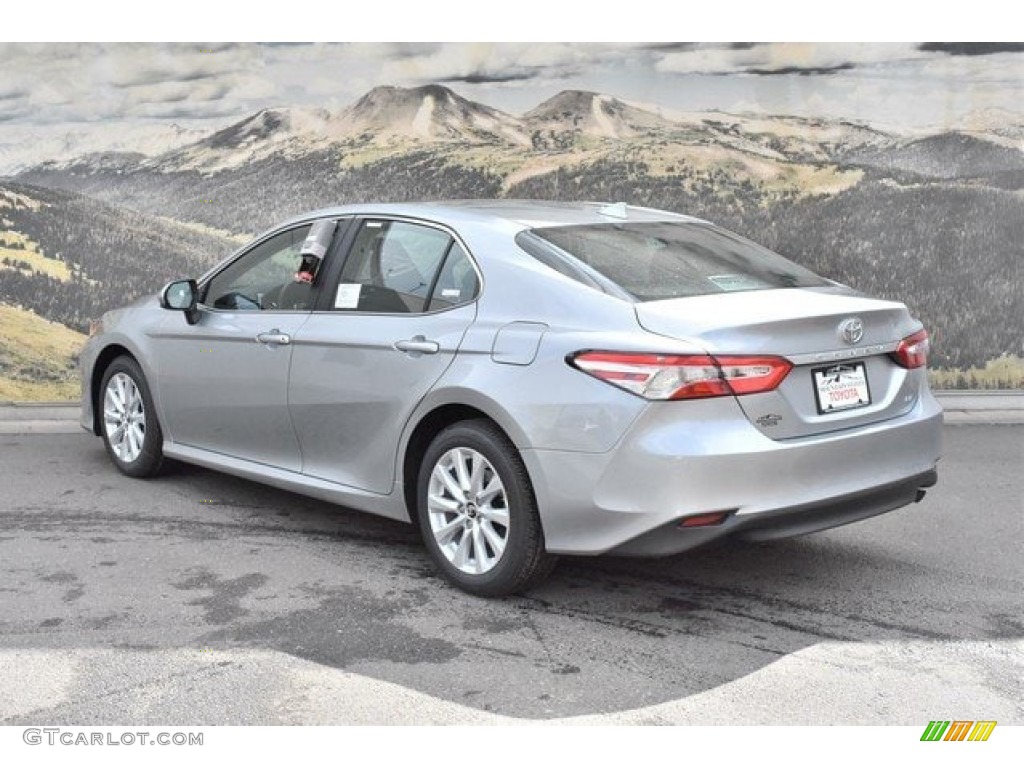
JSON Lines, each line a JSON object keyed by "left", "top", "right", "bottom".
{"left": 1, "top": 42, "right": 1022, "bottom": 134}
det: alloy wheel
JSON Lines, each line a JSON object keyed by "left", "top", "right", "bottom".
{"left": 427, "top": 447, "right": 510, "bottom": 575}
{"left": 103, "top": 372, "right": 146, "bottom": 464}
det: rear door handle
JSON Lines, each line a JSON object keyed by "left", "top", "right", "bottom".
{"left": 394, "top": 337, "right": 439, "bottom": 355}
{"left": 256, "top": 330, "right": 291, "bottom": 346}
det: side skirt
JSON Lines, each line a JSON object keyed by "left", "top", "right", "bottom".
{"left": 162, "top": 442, "right": 412, "bottom": 523}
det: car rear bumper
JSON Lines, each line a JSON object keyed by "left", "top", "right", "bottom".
{"left": 522, "top": 389, "right": 943, "bottom": 556}
{"left": 605, "top": 468, "right": 937, "bottom": 556}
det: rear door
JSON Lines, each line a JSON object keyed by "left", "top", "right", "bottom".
{"left": 288, "top": 217, "right": 480, "bottom": 493}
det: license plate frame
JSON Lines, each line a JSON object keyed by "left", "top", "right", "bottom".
{"left": 812, "top": 362, "right": 872, "bottom": 415}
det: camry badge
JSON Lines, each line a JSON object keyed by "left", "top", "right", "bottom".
{"left": 838, "top": 318, "right": 864, "bottom": 345}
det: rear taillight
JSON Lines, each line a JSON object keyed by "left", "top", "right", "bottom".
{"left": 891, "top": 329, "right": 929, "bottom": 369}
{"left": 678, "top": 511, "right": 732, "bottom": 528}
{"left": 568, "top": 351, "right": 792, "bottom": 400}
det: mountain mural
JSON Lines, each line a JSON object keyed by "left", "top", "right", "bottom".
{"left": 3, "top": 83, "right": 1023, "bottom": 397}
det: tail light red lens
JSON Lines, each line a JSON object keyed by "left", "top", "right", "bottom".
{"left": 678, "top": 511, "right": 731, "bottom": 528}
{"left": 568, "top": 351, "right": 792, "bottom": 400}
{"left": 891, "top": 329, "right": 929, "bottom": 369}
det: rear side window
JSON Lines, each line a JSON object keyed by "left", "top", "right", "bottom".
{"left": 334, "top": 220, "right": 453, "bottom": 313}
{"left": 428, "top": 242, "right": 480, "bottom": 311}
{"left": 516, "top": 222, "right": 829, "bottom": 301}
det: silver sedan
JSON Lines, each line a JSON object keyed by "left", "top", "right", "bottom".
{"left": 80, "top": 201, "right": 942, "bottom": 595}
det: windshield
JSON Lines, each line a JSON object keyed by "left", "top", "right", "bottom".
{"left": 516, "top": 221, "right": 829, "bottom": 301}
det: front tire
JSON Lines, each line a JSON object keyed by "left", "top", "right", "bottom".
{"left": 99, "top": 356, "right": 164, "bottom": 478}
{"left": 416, "top": 419, "right": 556, "bottom": 596}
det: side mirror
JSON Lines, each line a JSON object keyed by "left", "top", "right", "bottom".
{"left": 160, "top": 279, "right": 200, "bottom": 325}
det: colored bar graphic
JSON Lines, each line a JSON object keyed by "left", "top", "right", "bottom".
{"left": 968, "top": 721, "right": 997, "bottom": 742}
{"left": 921, "top": 720, "right": 997, "bottom": 742}
{"left": 944, "top": 721, "right": 973, "bottom": 741}
{"left": 921, "top": 721, "right": 950, "bottom": 741}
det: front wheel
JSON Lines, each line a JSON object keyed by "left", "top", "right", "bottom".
{"left": 416, "top": 420, "right": 556, "bottom": 597}
{"left": 99, "top": 356, "right": 165, "bottom": 478}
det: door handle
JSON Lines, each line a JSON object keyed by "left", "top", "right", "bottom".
{"left": 256, "top": 330, "right": 291, "bottom": 346}
{"left": 394, "top": 337, "right": 439, "bottom": 355}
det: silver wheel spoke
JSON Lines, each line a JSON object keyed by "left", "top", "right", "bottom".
{"left": 130, "top": 424, "right": 145, "bottom": 453}
{"left": 480, "top": 521, "right": 506, "bottom": 558}
{"left": 480, "top": 505, "right": 509, "bottom": 526}
{"left": 471, "top": 525, "right": 488, "bottom": 574}
{"left": 433, "top": 516, "right": 465, "bottom": 545}
{"left": 128, "top": 424, "right": 139, "bottom": 457}
{"left": 452, "top": 530, "right": 471, "bottom": 569}
{"left": 469, "top": 456, "right": 485, "bottom": 496}
{"left": 453, "top": 448, "right": 472, "bottom": 494}
{"left": 428, "top": 493, "right": 460, "bottom": 512}
{"left": 478, "top": 476, "right": 503, "bottom": 505}
{"left": 433, "top": 464, "right": 465, "bottom": 503}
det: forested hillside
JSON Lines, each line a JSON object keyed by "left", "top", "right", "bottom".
{"left": 0, "top": 182, "right": 236, "bottom": 333}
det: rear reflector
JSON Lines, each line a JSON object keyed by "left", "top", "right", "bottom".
{"left": 678, "top": 511, "right": 731, "bottom": 528}
{"left": 891, "top": 329, "right": 929, "bottom": 369}
{"left": 569, "top": 351, "right": 792, "bottom": 400}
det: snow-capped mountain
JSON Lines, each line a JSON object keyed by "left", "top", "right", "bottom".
{"left": 332, "top": 85, "right": 530, "bottom": 146}
{"left": 109, "top": 86, "right": 533, "bottom": 174}
{"left": 152, "top": 107, "right": 336, "bottom": 173}
{"left": 8, "top": 84, "right": 918, "bottom": 178}
{"left": 525, "top": 90, "right": 675, "bottom": 140}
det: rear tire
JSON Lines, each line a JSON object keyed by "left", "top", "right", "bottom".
{"left": 416, "top": 419, "right": 556, "bottom": 596}
{"left": 98, "top": 356, "right": 165, "bottom": 478}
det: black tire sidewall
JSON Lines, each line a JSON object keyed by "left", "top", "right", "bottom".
{"left": 99, "top": 356, "right": 164, "bottom": 478}
{"left": 416, "top": 421, "right": 545, "bottom": 596}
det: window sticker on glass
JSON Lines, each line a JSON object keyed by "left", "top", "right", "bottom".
{"left": 334, "top": 283, "right": 362, "bottom": 309}
{"left": 707, "top": 274, "right": 771, "bottom": 292}
{"left": 441, "top": 289, "right": 461, "bottom": 298}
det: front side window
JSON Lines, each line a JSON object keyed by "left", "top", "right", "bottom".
{"left": 203, "top": 225, "right": 313, "bottom": 311}
{"left": 332, "top": 220, "right": 470, "bottom": 313}
{"left": 516, "top": 222, "right": 829, "bottom": 301}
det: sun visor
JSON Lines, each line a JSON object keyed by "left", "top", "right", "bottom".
{"left": 301, "top": 219, "right": 337, "bottom": 260}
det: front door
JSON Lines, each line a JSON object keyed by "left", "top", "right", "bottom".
{"left": 152, "top": 223, "right": 327, "bottom": 470}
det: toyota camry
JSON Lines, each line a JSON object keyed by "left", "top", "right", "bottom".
{"left": 80, "top": 201, "right": 942, "bottom": 595}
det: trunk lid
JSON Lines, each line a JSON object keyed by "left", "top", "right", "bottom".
{"left": 635, "top": 287, "right": 924, "bottom": 439}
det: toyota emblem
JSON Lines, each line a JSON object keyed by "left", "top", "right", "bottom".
{"left": 838, "top": 318, "right": 864, "bottom": 345}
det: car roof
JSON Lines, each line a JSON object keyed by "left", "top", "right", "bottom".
{"left": 280, "top": 200, "right": 706, "bottom": 231}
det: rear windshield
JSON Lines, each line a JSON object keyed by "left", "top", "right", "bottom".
{"left": 516, "top": 221, "right": 829, "bottom": 301}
